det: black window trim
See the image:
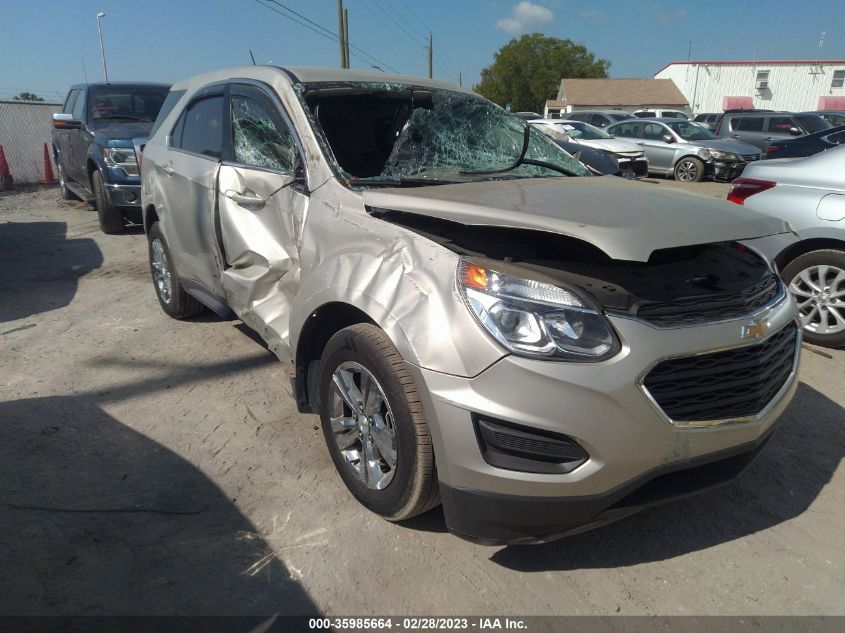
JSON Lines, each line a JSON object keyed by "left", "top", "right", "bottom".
{"left": 221, "top": 78, "right": 310, "bottom": 190}
{"left": 63, "top": 88, "right": 80, "bottom": 115}
{"left": 167, "top": 83, "right": 228, "bottom": 161}
{"left": 72, "top": 88, "right": 88, "bottom": 124}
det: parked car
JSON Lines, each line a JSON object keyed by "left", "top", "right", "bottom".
{"left": 547, "top": 138, "right": 624, "bottom": 176}
{"left": 801, "top": 110, "right": 845, "bottom": 127}
{"left": 693, "top": 113, "right": 721, "bottom": 130}
{"left": 633, "top": 109, "right": 689, "bottom": 120}
{"left": 52, "top": 82, "right": 171, "bottom": 233}
{"left": 566, "top": 109, "right": 636, "bottom": 129}
{"left": 530, "top": 119, "right": 648, "bottom": 177}
{"left": 765, "top": 124, "right": 845, "bottom": 159}
{"left": 716, "top": 111, "right": 831, "bottom": 151}
{"left": 142, "top": 66, "right": 800, "bottom": 544}
{"left": 728, "top": 145, "right": 845, "bottom": 348}
{"left": 512, "top": 111, "right": 543, "bottom": 121}
{"left": 606, "top": 118, "right": 761, "bottom": 182}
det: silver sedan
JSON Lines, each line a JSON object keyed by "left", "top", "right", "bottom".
{"left": 607, "top": 118, "right": 761, "bottom": 182}
{"left": 728, "top": 145, "right": 845, "bottom": 348}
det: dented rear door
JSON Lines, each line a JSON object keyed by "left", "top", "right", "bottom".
{"left": 216, "top": 83, "right": 308, "bottom": 360}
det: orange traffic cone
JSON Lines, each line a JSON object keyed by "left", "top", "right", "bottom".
{"left": 43, "top": 143, "right": 56, "bottom": 184}
{"left": 0, "top": 145, "right": 13, "bottom": 191}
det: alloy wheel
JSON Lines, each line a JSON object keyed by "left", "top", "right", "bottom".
{"left": 790, "top": 264, "right": 845, "bottom": 335}
{"left": 150, "top": 238, "right": 173, "bottom": 305}
{"left": 676, "top": 160, "right": 698, "bottom": 182}
{"left": 329, "top": 361, "right": 398, "bottom": 490}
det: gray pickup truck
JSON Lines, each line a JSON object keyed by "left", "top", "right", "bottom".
{"left": 52, "top": 82, "right": 170, "bottom": 233}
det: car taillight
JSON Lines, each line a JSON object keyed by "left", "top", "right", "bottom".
{"left": 727, "top": 178, "right": 776, "bottom": 205}
{"left": 766, "top": 144, "right": 783, "bottom": 154}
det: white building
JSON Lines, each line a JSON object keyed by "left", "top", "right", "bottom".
{"left": 655, "top": 60, "right": 845, "bottom": 114}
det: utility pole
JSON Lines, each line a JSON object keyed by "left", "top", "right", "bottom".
{"left": 428, "top": 31, "right": 433, "bottom": 79}
{"left": 459, "top": 71, "right": 462, "bottom": 86}
{"left": 96, "top": 12, "right": 109, "bottom": 82}
{"left": 343, "top": 8, "right": 350, "bottom": 68}
{"left": 337, "top": 0, "right": 346, "bottom": 68}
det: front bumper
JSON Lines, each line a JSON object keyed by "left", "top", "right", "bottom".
{"left": 710, "top": 158, "right": 759, "bottom": 182}
{"left": 616, "top": 156, "right": 649, "bottom": 179}
{"left": 408, "top": 296, "right": 800, "bottom": 544}
{"left": 105, "top": 182, "right": 142, "bottom": 208}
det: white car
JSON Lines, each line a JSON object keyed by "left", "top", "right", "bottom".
{"left": 728, "top": 144, "right": 845, "bottom": 348}
{"left": 530, "top": 119, "right": 648, "bottom": 177}
{"left": 633, "top": 109, "right": 690, "bottom": 120}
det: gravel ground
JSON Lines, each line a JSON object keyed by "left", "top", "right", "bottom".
{"left": 1, "top": 184, "right": 843, "bottom": 617}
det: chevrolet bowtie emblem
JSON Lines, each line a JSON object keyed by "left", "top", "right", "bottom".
{"left": 742, "top": 319, "right": 770, "bottom": 340}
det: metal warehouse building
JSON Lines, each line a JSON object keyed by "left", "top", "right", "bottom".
{"left": 656, "top": 59, "right": 845, "bottom": 114}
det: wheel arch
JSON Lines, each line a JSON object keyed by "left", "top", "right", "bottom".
{"left": 144, "top": 204, "right": 159, "bottom": 236}
{"left": 294, "top": 302, "right": 377, "bottom": 414}
{"left": 774, "top": 237, "right": 845, "bottom": 272}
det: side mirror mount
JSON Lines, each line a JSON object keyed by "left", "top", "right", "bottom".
{"left": 662, "top": 134, "right": 676, "bottom": 144}
{"left": 53, "top": 113, "right": 81, "bottom": 130}
{"left": 788, "top": 126, "right": 802, "bottom": 136}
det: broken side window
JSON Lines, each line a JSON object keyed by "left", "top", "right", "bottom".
{"left": 232, "top": 95, "right": 297, "bottom": 172}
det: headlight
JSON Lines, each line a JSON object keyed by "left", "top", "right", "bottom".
{"left": 458, "top": 259, "right": 619, "bottom": 361}
{"left": 103, "top": 147, "right": 139, "bottom": 176}
{"left": 708, "top": 149, "right": 738, "bottom": 161}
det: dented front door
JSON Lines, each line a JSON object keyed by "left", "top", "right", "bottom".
{"left": 216, "top": 83, "right": 308, "bottom": 361}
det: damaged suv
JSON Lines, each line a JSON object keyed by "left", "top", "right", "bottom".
{"left": 141, "top": 67, "right": 801, "bottom": 544}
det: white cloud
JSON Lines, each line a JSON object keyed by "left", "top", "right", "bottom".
{"left": 496, "top": 1, "right": 554, "bottom": 35}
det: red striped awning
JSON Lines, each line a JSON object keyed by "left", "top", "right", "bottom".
{"left": 818, "top": 96, "right": 845, "bottom": 110}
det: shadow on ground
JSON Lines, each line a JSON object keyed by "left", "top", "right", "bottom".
{"left": 0, "top": 395, "right": 320, "bottom": 616}
{"left": 0, "top": 222, "right": 102, "bottom": 322}
{"left": 487, "top": 382, "right": 844, "bottom": 570}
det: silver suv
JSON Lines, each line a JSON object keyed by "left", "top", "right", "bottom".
{"left": 717, "top": 111, "right": 831, "bottom": 151}
{"left": 141, "top": 66, "right": 800, "bottom": 544}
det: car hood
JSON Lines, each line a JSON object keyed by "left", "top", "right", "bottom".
{"left": 91, "top": 120, "right": 154, "bottom": 142}
{"left": 693, "top": 138, "right": 760, "bottom": 155}
{"left": 363, "top": 176, "right": 789, "bottom": 262}
{"left": 575, "top": 138, "right": 642, "bottom": 154}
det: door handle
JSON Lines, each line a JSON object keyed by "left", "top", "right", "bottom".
{"left": 763, "top": 137, "right": 773, "bottom": 142}
{"left": 224, "top": 189, "right": 265, "bottom": 208}
{"left": 161, "top": 163, "right": 175, "bottom": 176}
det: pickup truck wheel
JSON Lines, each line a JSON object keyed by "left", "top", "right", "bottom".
{"left": 782, "top": 249, "right": 845, "bottom": 349}
{"left": 318, "top": 324, "right": 440, "bottom": 521}
{"left": 674, "top": 157, "right": 704, "bottom": 182}
{"left": 147, "top": 222, "right": 205, "bottom": 319}
{"left": 56, "top": 160, "right": 74, "bottom": 201}
{"left": 92, "top": 169, "right": 124, "bottom": 234}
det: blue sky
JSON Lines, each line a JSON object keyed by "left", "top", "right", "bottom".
{"left": 1, "top": 0, "right": 843, "bottom": 102}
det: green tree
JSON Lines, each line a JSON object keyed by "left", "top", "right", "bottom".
{"left": 13, "top": 92, "right": 45, "bottom": 102}
{"left": 476, "top": 34, "right": 610, "bottom": 113}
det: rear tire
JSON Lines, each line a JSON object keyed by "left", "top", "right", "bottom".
{"left": 318, "top": 323, "right": 440, "bottom": 521}
{"left": 92, "top": 169, "right": 124, "bottom": 234}
{"left": 674, "top": 156, "right": 705, "bottom": 182}
{"left": 147, "top": 222, "right": 205, "bottom": 319}
{"left": 781, "top": 249, "right": 845, "bottom": 349}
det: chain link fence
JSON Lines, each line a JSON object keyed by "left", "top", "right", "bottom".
{"left": 0, "top": 99, "right": 62, "bottom": 187}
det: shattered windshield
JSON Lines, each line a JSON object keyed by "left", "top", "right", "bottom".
{"left": 300, "top": 82, "right": 589, "bottom": 185}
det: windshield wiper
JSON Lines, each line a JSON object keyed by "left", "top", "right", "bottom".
{"left": 459, "top": 125, "right": 581, "bottom": 177}
{"left": 346, "top": 176, "right": 460, "bottom": 188}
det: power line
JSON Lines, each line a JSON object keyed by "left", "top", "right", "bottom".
{"left": 367, "top": 0, "right": 427, "bottom": 46}
{"left": 392, "top": 1, "right": 461, "bottom": 76}
{"left": 250, "top": 0, "right": 399, "bottom": 73}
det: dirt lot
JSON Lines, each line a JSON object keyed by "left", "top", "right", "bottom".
{"left": 1, "top": 183, "right": 843, "bottom": 616}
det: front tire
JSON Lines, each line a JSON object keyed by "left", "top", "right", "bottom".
{"left": 147, "top": 222, "right": 205, "bottom": 319}
{"left": 92, "top": 170, "right": 124, "bottom": 234}
{"left": 782, "top": 249, "right": 845, "bottom": 349}
{"left": 318, "top": 324, "right": 440, "bottom": 521}
{"left": 674, "top": 156, "right": 704, "bottom": 182}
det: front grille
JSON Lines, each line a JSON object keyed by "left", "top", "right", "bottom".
{"left": 742, "top": 154, "right": 761, "bottom": 162}
{"left": 636, "top": 273, "right": 782, "bottom": 326}
{"left": 643, "top": 322, "right": 797, "bottom": 422}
